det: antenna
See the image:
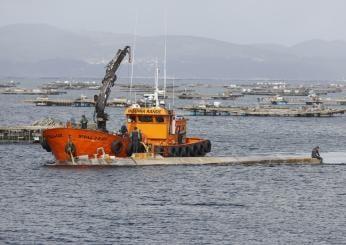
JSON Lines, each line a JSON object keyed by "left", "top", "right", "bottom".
{"left": 129, "top": 11, "right": 138, "bottom": 102}
{"left": 163, "top": 9, "right": 167, "bottom": 99}
{"left": 172, "top": 76, "right": 175, "bottom": 109}
{"left": 155, "top": 58, "right": 160, "bottom": 108}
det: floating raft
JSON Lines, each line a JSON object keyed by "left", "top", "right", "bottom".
{"left": 46, "top": 154, "right": 321, "bottom": 167}
{"left": 180, "top": 106, "right": 346, "bottom": 117}
{"left": 24, "top": 98, "right": 127, "bottom": 107}
{"left": 0, "top": 118, "right": 63, "bottom": 143}
{"left": 178, "top": 93, "right": 243, "bottom": 100}
{"left": 0, "top": 125, "right": 47, "bottom": 143}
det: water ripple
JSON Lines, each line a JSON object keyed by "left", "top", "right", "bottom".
{"left": 1, "top": 88, "right": 346, "bottom": 244}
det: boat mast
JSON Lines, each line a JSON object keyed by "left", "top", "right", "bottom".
{"left": 163, "top": 16, "right": 167, "bottom": 99}
{"left": 172, "top": 76, "right": 175, "bottom": 109}
{"left": 154, "top": 59, "right": 160, "bottom": 108}
{"left": 129, "top": 13, "right": 138, "bottom": 102}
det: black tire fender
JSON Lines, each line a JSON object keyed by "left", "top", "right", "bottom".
{"left": 198, "top": 143, "right": 206, "bottom": 156}
{"left": 196, "top": 142, "right": 204, "bottom": 156}
{"left": 40, "top": 138, "right": 51, "bottom": 152}
{"left": 168, "top": 146, "right": 177, "bottom": 157}
{"left": 176, "top": 146, "right": 182, "bottom": 157}
{"left": 180, "top": 146, "right": 187, "bottom": 157}
{"left": 186, "top": 145, "right": 193, "bottom": 157}
{"left": 192, "top": 144, "right": 199, "bottom": 156}
{"left": 205, "top": 140, "right": 211, "bottom": 153}
{"left": 155, "top": 146, "right": 164, "bottom": 155}
{"left": 111, "top": 140, "right": 123, "bottom": 155}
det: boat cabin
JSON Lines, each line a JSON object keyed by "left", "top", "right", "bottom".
{"left": 124, "top": 107, "right": 187, "bottom": 146}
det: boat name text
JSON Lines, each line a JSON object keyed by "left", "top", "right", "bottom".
{"left": 127, "top": 108, "right": 163, "bottom": 114}
{"left": 78, "top": 135, "right": 107, "bottom": 141}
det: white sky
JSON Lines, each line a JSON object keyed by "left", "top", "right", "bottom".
{"left": 1, "top": 0, "right": 346, "bottom": 45}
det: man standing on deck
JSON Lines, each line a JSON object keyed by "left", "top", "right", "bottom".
{"left": 80, "top": 115, "right": 88, "bottom": 129}
{"left": 130, "top": 127, "right": 141, "bottom": 153}
{"left": 120, "top": 125, "right": 128, "bottom": 136}
{"left": 312, "top": 146, "right": 323, "bottom": 162}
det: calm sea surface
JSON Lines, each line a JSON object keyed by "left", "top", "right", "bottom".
{"left": 1, "top": 79, "right": 346, "bottom": 244}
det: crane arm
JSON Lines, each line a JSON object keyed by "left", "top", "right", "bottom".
{"left": 94, "top": 46, "right": 131, "bottom": 130}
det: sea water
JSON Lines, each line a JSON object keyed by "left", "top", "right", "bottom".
{"left": 1, "top": 79, "right": 346, "bottom": 244}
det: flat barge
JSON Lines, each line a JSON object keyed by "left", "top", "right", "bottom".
{"left": 46, "top": 153, "right": 321, "bottom": 167}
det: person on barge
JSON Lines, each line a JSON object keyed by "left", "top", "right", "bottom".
{"left": 311, "top": 146, "right": 322, "bottom": 162}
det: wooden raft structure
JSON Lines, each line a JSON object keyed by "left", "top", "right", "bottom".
{"left": 180, "top": 106, "right": 346, "bottom": 117}
{"left": 24, "top": 98, "right": 127, "bottom": 107}
{"left": 0, "top": 125, "right": 48, "bottom": 143}
{"left": 0, "top": 118, "right": 63, "bottom": 143}
{"left": 46, "top": 153, "right": 321, "bottom": 167}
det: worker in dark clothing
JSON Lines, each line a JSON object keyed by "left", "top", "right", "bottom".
{"left": 119, "top": 125, "right": 128, "bottom": 136}
{"left": 312, "top": 146, "right": 322, "bottom": 162}
{"left": 177, "top": 130, "right": 185, "bottom": 144}
{"left": 130, "top": 127, "right": 142, "bottom": 153}
{"left": 80, "top": 115, "right": 88, "bottom": 129}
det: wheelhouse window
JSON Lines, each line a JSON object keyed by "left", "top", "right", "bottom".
{"left": 128, "top": 115, "right": 136, "bottom": 122}
{"left": 138, "top": 115, "right": 153, "bottom": 122}
{"left": 155, "top": 116, "right": 165, "bottom": 123}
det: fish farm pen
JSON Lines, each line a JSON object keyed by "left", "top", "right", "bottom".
{"left": 24, "top": 98, "right": 128, "bottom": 107}
{"left": 180, "top": 105, "right": 346, "bottom": 117}
{"left": 0, "top": 118, "right": 63, "bottom": 144}
{"left": 0, "top": 126, "right": 45, "bottom": 144}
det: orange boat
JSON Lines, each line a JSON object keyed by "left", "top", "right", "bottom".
{"left": 42, "top": 105, "right": 211, "bottom": 162}
{"left": 41, "top": 46, "right": 211, "bottom": 162}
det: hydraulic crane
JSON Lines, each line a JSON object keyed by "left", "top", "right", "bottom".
{"left": 94, "top": 46, "right": 131, "bottom": 130}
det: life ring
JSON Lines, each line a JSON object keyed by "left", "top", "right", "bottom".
{"left": 64, "top": 142, "right": 76, "bottom": 155}
{"left": 111, "top": 140, "right": 123, "bottom": 155}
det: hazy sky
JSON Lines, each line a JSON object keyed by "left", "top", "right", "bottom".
{"left": 1, "top": 0, "right": 346, "bottom": 45}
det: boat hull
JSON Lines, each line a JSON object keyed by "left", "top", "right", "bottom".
{"left": 42, "top": 129, "right": 211, "bottom": 161}
{"left": 42, "top": 128, "right": 130, "bottom": 161}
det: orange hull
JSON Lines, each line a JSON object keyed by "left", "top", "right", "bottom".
{"left": 43, "top": 128, "right": 130, "bottom": 161}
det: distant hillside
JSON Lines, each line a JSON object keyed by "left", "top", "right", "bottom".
{"left": 1, "top": 24, "right": 346, "bottom": 80}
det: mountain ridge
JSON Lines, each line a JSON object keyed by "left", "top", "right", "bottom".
{"left": 1, "top": 24, "right": 346, "bottom": 80}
